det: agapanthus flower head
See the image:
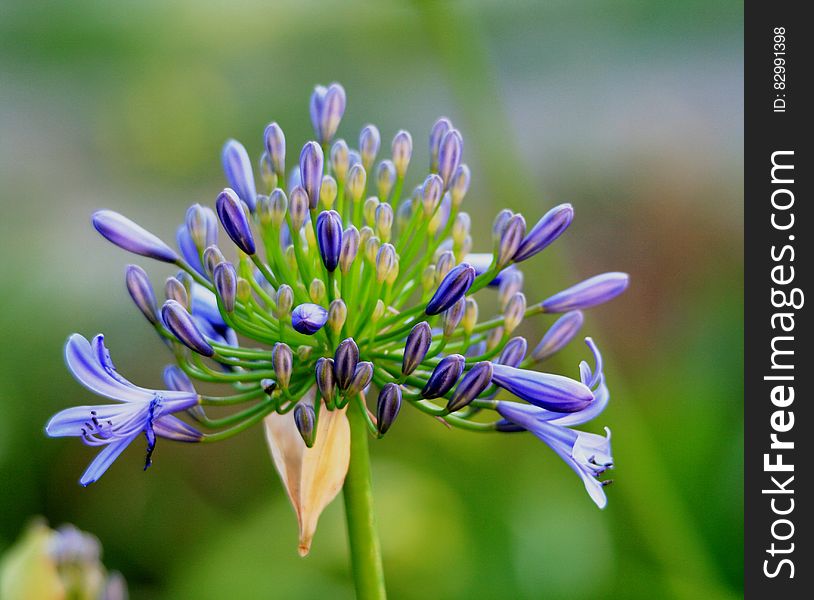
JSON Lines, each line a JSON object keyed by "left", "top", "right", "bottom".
{"left": 50, "top": 84, "right": 627, "bottom": 553}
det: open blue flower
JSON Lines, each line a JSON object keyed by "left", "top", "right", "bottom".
{"left": 46, "top": 334, "right": 201, "bottom": 486}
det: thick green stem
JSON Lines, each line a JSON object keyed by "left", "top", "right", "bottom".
{"left": 343, "top": 403, "right": 387, "bottom": 600}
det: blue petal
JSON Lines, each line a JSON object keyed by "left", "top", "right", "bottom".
{"left": 79, "top": 434, "right": 140, "bottom": 486}
{"left": 153, "top": 415, "right": 202, "bottom": 442}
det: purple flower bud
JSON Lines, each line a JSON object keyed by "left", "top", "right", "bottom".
{"left": 299, "top": 142, "right": 324, "bottom": 209}
{"left": 185, "top": 204, "right": 218, "bottom": 250}
{"left": 375, "top": 243, "right": 396, "bottom": 283}
{"left": 499, "top": 336, "right": 528, "bottom": 367}
{"left": 264, "top": 122, "right": 286, "bottom": 175}
{"left": 288, "top": 186, "right": 310, "bottom": 231}
{"left": 391, "top": 130, "right": 413, "bottom": 178}
{"left": 92, "top": 210, "right": 178, "bottom": 263}
{"left": 203, "top": 245, "right": 226, "bottom": 279}
{"left": 125, "top": 264, "right": 159, "bottom": 324}
{"left": 513, "top": 203, "right": 574, "bottom": 262}
{"left": 294, "top": 404, "right": 316, "bottom": 447}
{"left": 291, "top": 303, "right": 329, "bottom": 335}
{"left": 503, "top": 292, "right": 527, "bottom": 334}
{"left": 442, "top": 297, "right": 466, "bottom": 337}
{"left": 216, "top": 188, "right": 256, "bottom": 255}
{"left": 331, "top": 139, "right": 350, "bottom": 184}
{"left": 345, "top": 361, "right": 374, "bottom": 397}
{"left": 213, "top": 262, "right": 237, "bottom": 312}
{"left": 176, "top": 224, "right": 204, "bottom": 275}
{"left": 376, "top": 383, "right": 402, "bottom": 435}
{"left": 339, "top": 225, "right": 360, "bottom": 274}
{"left": 429, "top": 117, "right": 452, "bottom": 172}
{"left": 161, "top": 299, "right": 214, "bottom": 356}
{"left": 437, "top": 129, "right": 463, "bottom": 187}
{"left": 450, "top": 164, "right": 470, "bottom": 206}
{"left": 163, "top": 364, "right": 195, "bottom": 392}
{"left": 316, "top": 210, "right": 343, "bottom": 272}
{"left": 421, "top": 174, "right": 444, "bottom": 216}
{"left": 221, "top": 139, "right": 257, "bottom": 211}
{"left": 532, "top": 311, "right": 584, "bottom": 361}
{"left": 491, "top": 209, "right": 513, "bottom": 246}
{"left": 402, "top": 321, "right": 432, "bottom": 376}
{"left": 376, "top": 160, "right": 397, "bottom": 199}
{"left": 491, "top": 364, "right": 593, "bottom": 412}
{"left": 359, "top": 124, "right": 381, "bottom": 171}
{"left": 497, "top": 213, "right": 526, "bottom": 269}
{"left": 312, "top": 83, "right": 346, "bottom": 143}
{"left": 447, "top": 361, "right": 493, "bottom": 413}
{"left": 334, "top": 338, "right": 359, "bottom": 390}
{"left": 165, "top": 276, "right": 189, "bottom": 309}
{"left": 272, "top": 342, "right": 293, "bottom": 390}
{"left": 541, "top": 272, "right": 630, "bottom": 313}
{"left": 315, "top": 357, "right": 336, "bottom": 403}
{"left": 426, "top": 263, "right": 476, "bottom": 316}
{"left": 421, "top": 354, "right": 465, "bottom": 399}
{"left": 345, "top": 163, "right": 367, "bottom": 203}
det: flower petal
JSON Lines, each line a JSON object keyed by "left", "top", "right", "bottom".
{"left": 79, "top": 434, "right": 140, "bottom": 486}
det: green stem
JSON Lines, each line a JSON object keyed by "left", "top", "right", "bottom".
{"left": 343, "top": 403, "right": 387, "bottom": 600}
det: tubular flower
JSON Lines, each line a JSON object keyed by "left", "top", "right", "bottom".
{"left": 47, "top": 84, "right": 628, "bottom": 553}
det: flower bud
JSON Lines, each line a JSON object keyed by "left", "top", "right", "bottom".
{"left": 216, "top": 188, "right": 256, "bottom": 255}
{"left": 487, "top": 327, "right": 504, "bottom": 351}
{"left": 315, "top": 357, "right": 336, "bottom": 403}
{"left": 372, "top": 299, "right": 386, "bottom": 323}
{"left": 391, "top": 130, "right": 412, "bottom": 178}
{"left": 125, "top": 264, "right": 159, "bottom": 324}
{"left": 429, "top": 117, "right": 452, "bottom": 172}
{"left": 375, "top": 243, "right": 396, "bottom": 283}
{"left": 161, "top": 299, "right": 214, "bottom": 356}
{"left": 421, "top": 265, "right": 437, "bottom": 294}
{"left": 376, "top": 160, "right": 396, "bottom": 199}
{"left": 236, "top": 277, "right": 252, "bottom": 304}
{"left": 275, "top": 284, "right": 294, "bottom": 317}
{"left": 435, "top": 250, "right": 455, "bottom": 282}
{"left": 288, "top": 186, "right": 310, "bottom": 231}
{"left": 491, "top": 364, "right": 593, "bottom": 412}
{"left": 291, "top": 303, "right": 328, "bottom": 335}
{"left": 503, "top": 292, "right": 527, "bottom": 334}
{"left": 163, "top": 364, "right": 195, "bottom": 392}
{"left": 294, "top": 404, "right": 317, "bottom": 447}
{"left": 285, "top": 245, "right": 297, "bottom": 271}
{"left": 363, "top": 197, "right": 380, "bottom": 226}
{"left": 452, "top": 212, "right": 471, "bottom": 247}
{"left": 185, "top": 204, "right": 218, "bottom": 250}
{"left": 309, "top": 278, "right": 326, "bottom": 304}
{"left": 442, "top": 297, "right": 466, "bottom": 337}
{"left": 428, "top": 193, "right": 451, "bottom": 235}
{"left": 331, "top": 139, "right": 350, "bottom": 185}
{"left": 345, "top": 361, "right": 374, "bottom": 397}
{"left": 499, "top": 336, "right": 528, "bottom": 367}
{"left": 514, "top": 203, "right": 574, "bottom": 262}
{"left": 374, "top": 203, "right": 394, "bottom": 242}
{"left": 447, "top": 361, "right": 493, "bottom": 413}
{"left": 346, "top": 163, "right": 367, "bottom": 204}
{"left": 271, "top": 342, "right": 293, "bottom": 390}
{"left": 450, "top": 164, "right": 471, "bottom": 207}
{"left": 376, "top": 383, "right": 402, "bottom": 435}
{"left": 437, "top": 129, "right": 463, "bottom": 187}
{"left": 203, "top": 245, "right": 226, "bottom": 279}
{"left": 541, "top": 272, "right": 630, "bottom": 313}
{"left": 491, "top": 209, "right": 513, "bottom": 247}
{"left": 221, "top": 139, "right": 257, "bottom": 211}
{"left": 263, "top": 188, "right": 288, "bottom": 228}
{"left": 334, "top": 338, "right": 359, "bottom": 390}
{"left": 299, "top": 142, "right": 324, "bottom": 209}
{"left": 359, "top": 124, "right": 381, "bottom": 171}
{"left": 328, "top": 299, "right": 347, "bottom": 336}
{"left": 532, "top": 311, "right": 584, "bottom": 361}
{"left": 259, "top": 154, "right": 276, "bottom": 190}
{"left": 339, "top": 225, "right": 360, "bottom": 274}
{"left": 426, "top": 263, "right": 475, "bottom": 315}
{"left": 264, "top": 122, "right": 286, "bottom": 176}
{"left": 165, "top": 276, "right": 189, "bottom": 309}
{"left": 310, "top": 83, "right": 346, "bottom": 143}
{"left": 364, "top": 236, "right": 381, "bottom": 264}
{"left": 92, "top": 210, "right": 178, "bottom": 263}
{"left": 420, "top": 354, "right": 465, "bottom": 399}
{"left": 402, "top": 321, "right": 431, "bottom": 376}
{"left": 298, "top": 345, "right": 313, "bottom": 362}
{"left": 497, "top": 213, "right": 526, "bottom": 269}
{"left": 498, "top": 270, "right": 524, "bottom": 311}
{"left": 316, "top": 210, "right": 343, "bottom": 272}
{"left": 214, "top": 262, "right": 237, "bottom": 312}
{"left": 421, "top": 174, "right": 444, "bottom": 216}
{"left": 320, "top": 175, "right": 337, "bottom": 208}
{"left": 462, "top": 297, "right": 478, "bottom": 335}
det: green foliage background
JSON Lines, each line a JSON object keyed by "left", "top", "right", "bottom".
{"left": 0, "top": 1, "right": 743, "bottom": 598}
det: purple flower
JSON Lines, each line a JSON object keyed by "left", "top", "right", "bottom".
{"left": 316, "top": 210, "right": 343, "bottom": 272}
{"left": 45, "top": 334, "right": 200, "bottom": 485}
{"left": 216, "top": 188, "right": 256, "bottom": 255}
{"left": 491, "top": 363, "right": 593, "bottom": 412}
{"left": 541, "top": 272, "right": 629, "bottom": 313}
{"left": 437, "top": 129, "right": 463, "bottom": 187}
{"left": 291, "top": 303, "right": 329, "bottom": 335}
{"left": 447, "top": 361, "right": 493, "bottom": 412}
{"left": 376, "top": 383, "right": 402, "bottom": 435}
{"left": 425, "top": 263, "right": 476, "bottom": 316}
{"left": 92, "top": 210, "right": 178, "bottom": 263}
{"left": 421, "top": 354, "right": 465, "bottom": 399}
{"left": 264, "top": 122, "right": 286, "bottom": 176}
{"left": 498, "top": 336, "right": 528, "bottom": 367}
{"left": 532, "top": 311, "right": 584, "bottom": 361}
{"left": 213, "top": 262, "right": 237, "bottom": 312}
{"left": 513, "top": 203, "right": 574, "bottom": 263}
{"left": 334, "top": 338, "right": 360, "bottom": 390}
{"left": 176, "top": 224, "right": 205, "bottom": 276}
{"left": 402, "top": 321, "right": 432, "bottom": 376}
{"left": 300, "top": 142, "right": 324, "bottom": 209}
{"left": 428, "top": 117, "right": 452, "bottom": 172}
{"left": 161, "top": 299, "right": 215, "bottom": 357}
{"left": 310, "top": 83, "right": 346, "bottom": 144}
{"left": 221, "top": 139, "right": 257, "bottom": 211}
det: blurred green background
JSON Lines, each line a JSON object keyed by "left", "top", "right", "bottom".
{"left": 0, "top": 0, "right": 743, "bottom": 598}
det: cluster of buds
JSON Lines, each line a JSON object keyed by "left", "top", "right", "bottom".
{"left": 46, "top": 83, "right": 628, "bottom": 553}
